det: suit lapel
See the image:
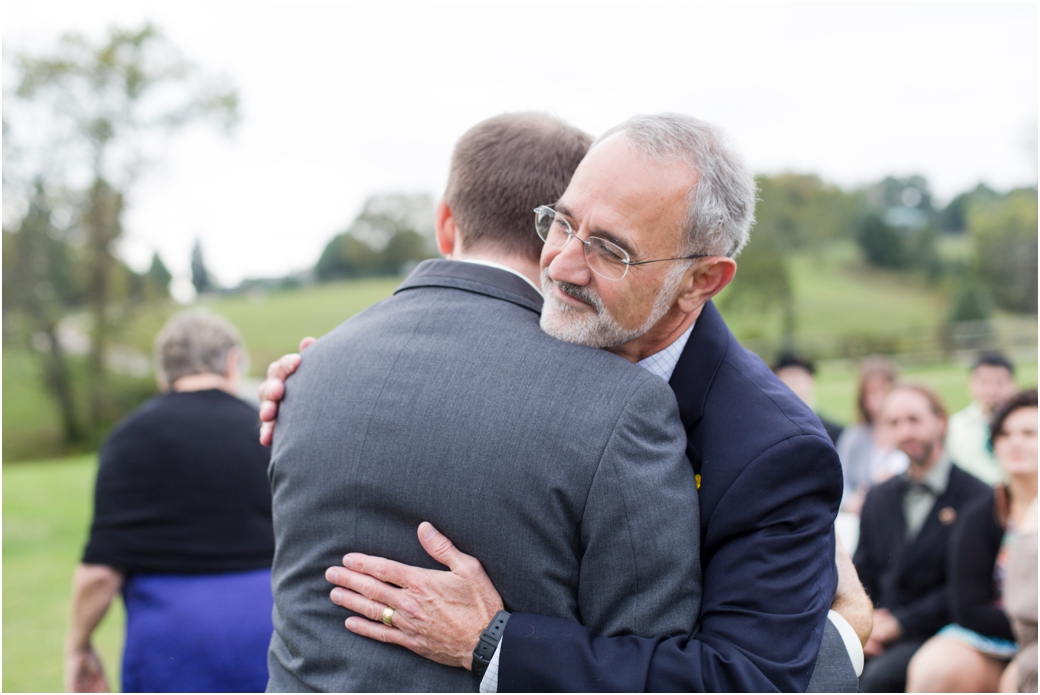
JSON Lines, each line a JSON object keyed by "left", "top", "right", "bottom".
{"left": 669, "top": 301, "right": 731, "bottom": 473}
{"left": 883, "top": 481, "right": 913, "bottom": 567}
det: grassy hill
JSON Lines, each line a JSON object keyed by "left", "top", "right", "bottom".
{"left": 3, "top": 248, "right": 1036, "bottom": 461}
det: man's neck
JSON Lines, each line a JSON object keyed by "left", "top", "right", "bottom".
{"left": 907, "top": 445, "right": 944, "bottom": 481}
{"left": 449, "top": 250, "right": 540, "bottom": 288}
{"left": 171, "top": 373, "right": 236, "bottom": 395}
{"left": 609, "top": 303, "right": 703, "bottom": 364}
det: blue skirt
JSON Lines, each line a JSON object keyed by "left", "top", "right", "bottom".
{"left": 121, "top": 568, "right": 273, "bottom": 693}
{"left": 937, "top": 623, "right": 1018, "bottom": 659}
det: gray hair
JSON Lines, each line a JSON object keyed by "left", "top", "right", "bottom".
{"left": 594, "top": 114, "right": 757, "bottom": 258}
{"left": 154, "top": 309, "right": 247, "bottom": 387}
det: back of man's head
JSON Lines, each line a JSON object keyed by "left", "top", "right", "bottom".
{"left": 445, "top": 113, "right": 592, "bottom": 262}
{"left": 973, "top": 351, "right": 1015, "bottom": 376}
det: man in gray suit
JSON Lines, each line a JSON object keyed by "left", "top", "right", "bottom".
{"left": 262, "top": 113, "right": 871, "bottom": 692}
{"left": 265, "top": 113, "right": 702, "bottom": 692}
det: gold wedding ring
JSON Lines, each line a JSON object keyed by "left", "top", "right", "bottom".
{"left": 381, "top": 605, "right": 395, "bottom": 627}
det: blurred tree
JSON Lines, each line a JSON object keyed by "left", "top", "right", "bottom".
{"left": 720, "top": 236, "right": 796, "bottom": 347}
{"left": 727, "top": 174, "right": 863, "bottom": 347}
{"left": 857, "top": 213, "right": 907, "bottom": 268}
{"left": 82, "top": 177, "right": 124, "bottom": 421}
{"left": 3, "top": 183, "right": 85, "bottom": 442}
{"left": 316, "top": 194, "right": 436, "bottom": 281}
{"left": 969, "top": 188, "right": 1038, "bottom": 313}
{"left": 871, "top": 175, "right": 935, "bottom": 213}
{"left": 317, "top": 234, "right": 381, "bottom": 280}
{"left": 191, "top": 238, "right": 212, "bottom": 294}
{"left": 9, "top": 24, "right": 237, "bottom": 430}
{"left": 936, "top": 184, "right": 999, "bottom": 233}
{"left": 755, "top": 174, "right": 865, "bottom": 248}
{"left": 381, "top": 229, "right": 434, "bottom": 274}
{"left": 948, "top": 276, "right": 992, "bottom": 323}
{"left": 146, "top": 251, "right": 172, "bottom": 298}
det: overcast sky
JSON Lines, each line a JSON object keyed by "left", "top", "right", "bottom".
{"left": 4, "top": 1, "right": 1037, "bottom": 295}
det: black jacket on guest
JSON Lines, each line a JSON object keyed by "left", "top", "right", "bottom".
{"left": 949, "top": 491, "right": 1016, "bottom": 641}
{"left": 854, "top": 463, "right": 989, "bottom": 639}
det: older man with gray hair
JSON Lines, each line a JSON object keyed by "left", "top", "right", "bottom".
{"left": 265, "top": 113, "right": 871, "bottom": 692}
{"left": 67, "top": 310, "right": 274, "bottom": 693}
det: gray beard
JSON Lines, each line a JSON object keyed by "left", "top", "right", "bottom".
{"left": 539, "top": 266, "right": 684, "bottom": 349}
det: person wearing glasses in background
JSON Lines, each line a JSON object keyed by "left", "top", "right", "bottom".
{"left": 263, "top": 113, "right": 872, "bottom": 692}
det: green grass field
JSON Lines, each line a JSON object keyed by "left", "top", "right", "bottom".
{"left": 3, "top": 455, "right": 125, "bottom": 693}
{"left": 5, "top": 358, "right": 1036, "bottom": 692}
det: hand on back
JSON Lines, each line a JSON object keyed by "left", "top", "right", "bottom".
{"left": 258, "top": 336, "right": 315, "bottom": 446}
{"left": 325, "top": 521, "right": 504, "bottom": 670}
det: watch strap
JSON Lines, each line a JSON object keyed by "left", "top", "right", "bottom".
{"left": 472, "top": 610, "right": 510, "bottom": 682}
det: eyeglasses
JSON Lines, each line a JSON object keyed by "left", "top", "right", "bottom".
{"left": 534, "top": 206, "right": 707, "bottom": 280}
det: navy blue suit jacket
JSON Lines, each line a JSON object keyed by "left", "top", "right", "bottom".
{"left": 499, "top": 301, "right": 844, "bottom": 692}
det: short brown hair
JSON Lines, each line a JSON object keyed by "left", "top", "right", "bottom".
{"left": 444, "top": 113, "right": 592, "bottom": 261}
{"left": 887, "top": 383, "right": 948, "bottom": 422}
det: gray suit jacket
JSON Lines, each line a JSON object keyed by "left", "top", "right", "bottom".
{"left": 267, "top": 260, "right": 701, "bottom": 692}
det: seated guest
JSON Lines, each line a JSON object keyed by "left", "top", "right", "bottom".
{"left": 1003, "top": 497, "right": 1038, "bottom": 693}
{"left": 773, "top": 353, "right": 844, "bottom": 444}
{"left": 836, "top": 356, "right": 909, "bottom": 515}
{"left": 854, "top": 384, "right": 990, "bottom": 692}
{"left": 907, "top": 388, "right": 1038, "bottom": 692}
{"left": 947, "top": 352, "right": 1019, "bottom": 486}
{"left": 64, "top": 310, "right": 274, "bottom": 693}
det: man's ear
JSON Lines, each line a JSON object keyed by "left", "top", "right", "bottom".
{"left": 435, "top": 199, "right": 458, "bottom": 258}
{"left": 675, "top": 257, "right": 737, "bottom": 314}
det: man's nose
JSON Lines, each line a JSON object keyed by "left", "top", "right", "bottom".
{"left": 547, "top": 234, "right": 592, "bottom": 286}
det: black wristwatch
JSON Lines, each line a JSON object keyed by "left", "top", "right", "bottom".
{"left": 472, "top": 610, "right": 510, "bottom": 682}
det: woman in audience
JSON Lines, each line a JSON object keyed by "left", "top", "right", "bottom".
{"left": 1001, "top": 496, "right": 1037, "bottom": 692}
{"left": 64, "top": 310, "right": 274, "bottom": 693}
{"left": 907, "top": 389, "right": 1038, "bottom": 692}
{"left": 836, "top": 355, "right": 907, "bottom": 515}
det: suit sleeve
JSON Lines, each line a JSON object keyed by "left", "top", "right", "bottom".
{"left": 890, "top": 586, "right": 950, "bottom": 639}
{"left": 947, "top": 497, "right": 1014, "bottom": 641}
{"left": 576, "top": 376, "right": 701, "bottom": 640}
{"left": 853, "top": 490, "right": 881, "bottom": 605}
{"left": 500, "top": 433, "right": 841, "bottom": 693}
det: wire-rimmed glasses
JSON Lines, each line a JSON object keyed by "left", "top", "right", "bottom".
{"left": 534, "top": 205, "right": 707, "bottom": 280}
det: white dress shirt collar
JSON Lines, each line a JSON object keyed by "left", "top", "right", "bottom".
{"left": 455, "top": 258, "right": 542, "bottom": 295}
{"left": 635, "top": 324, "right": 695, "bottom": 381}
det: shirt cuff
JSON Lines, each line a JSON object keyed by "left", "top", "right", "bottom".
{"left": 828, "top": 609, "right": 864, "bottom": 677}
{"left": 478, "top": 641, "right": 502, "bottom": 693}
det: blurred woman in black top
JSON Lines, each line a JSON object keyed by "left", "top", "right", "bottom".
{"left": 907, "top": 389, "right": 1037, "bottom": 692}
{"left": 65, "top": 310, "right": 274, "bottom": 693}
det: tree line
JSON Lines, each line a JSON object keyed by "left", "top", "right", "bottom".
{"left": 4, "top": 23, "right": 1036, "bottom": 456}
{"left": 722, "top": 173, "right": 1037, "bottom": 349}
{"left": 3, "top": 24, "right": 236, "bottom": 448}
